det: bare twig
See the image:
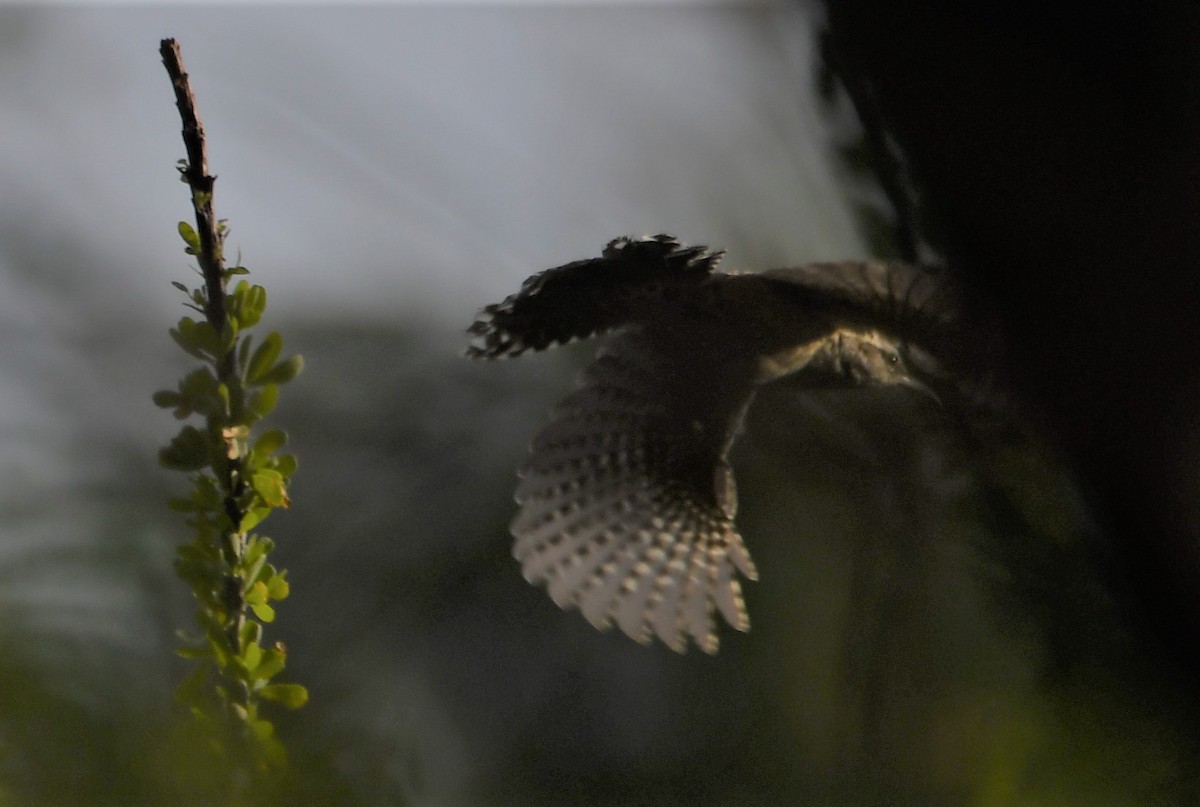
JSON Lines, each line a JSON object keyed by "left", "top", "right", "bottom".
{"left": 160, "top": 39, "right": 229, "bottom": 337}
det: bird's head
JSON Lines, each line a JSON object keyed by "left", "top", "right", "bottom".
{"left": 834, "top": 329, "right": 907, "bottom": 382}
{"left": 788, "top": 328, "right": 940, "bottom": 403}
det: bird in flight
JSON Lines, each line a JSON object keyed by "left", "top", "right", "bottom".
{"left": 468, "top": 234, "right": 961, "bottom": 654}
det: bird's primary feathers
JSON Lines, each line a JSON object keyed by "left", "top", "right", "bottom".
{"left": 468, "top": 235, "right": 958, "bottom": 653}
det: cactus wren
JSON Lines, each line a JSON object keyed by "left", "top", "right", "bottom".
{"left": 468, "top": 235, "right": 956, "bottom": 654}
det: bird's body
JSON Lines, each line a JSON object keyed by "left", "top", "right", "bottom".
{"left": 469, "top": 235, "right": 960, "bottom": 653}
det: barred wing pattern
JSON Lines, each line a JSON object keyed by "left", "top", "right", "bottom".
{"left": 466, "top": 234, "right": 724, "bottom": 359}
{"left": 512, "top": 329, "right": 760, "bottom": 654}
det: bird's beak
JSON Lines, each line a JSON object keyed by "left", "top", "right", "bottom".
{"left": 900, "top": 375, "right": 943, "bottom": 407}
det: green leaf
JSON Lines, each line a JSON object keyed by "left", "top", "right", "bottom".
{"left": 178, "top": 221, "right": 201, "bottom": 254}
{"left": 247, "top": 383, "right": 279, "bottom": 420}
{"left": 251, "top": 469, "right": 290, "bottom": 508}
{"left": 243, "top": 535, "right": 275, "bottom": 567}
{"left": 258, "top": 355, "right": 304, "bottom": 386}
{"left": 207, "top": 631, "right": 232, "bottom": 668}
{"left": 182, "top": 476, "right": 222, "bottom": 512}
{"left": 175, "top": 664, "right": 210, "bottom": 708}
{"left": 170, "top": 316, "right": 222, "bottom": 361}
{"left": 250, "top": 646, "right": 286, "bottom": 681}
{"left": 169, "top": 321, "right": 208, "bottom": 361}
{"left": 245, "top": 581, "right": 268, "bottom": 605}
{"left": 240, "top": 504, "right": 270, "bottom": 533}
{"left": 246, "top": 717, "right": 289, "bottom": 766}
{"left": 196, "top": 606, "right": 225, "bottom": 635}
{"left": 250, "top": 601, "right": 276, "bottom": 623}
{"left": 155, "top": 385, "right": 195, "bottom": 419}
{"left": 266, "top": 574, "right": 290, "bottom": 601}
{"left": 259, "top": 683, "right": 308, "bottom": 709}
{"left": 246, "top": 581, "right": 277, "bottom": 621}
{"left": 167, "top": 497, "right": 199, "bottom": 512}
{"left": 241, "top": 284, "right": 266, "bottom": 329}
{"left": 240, "top": 620, "right": 263, "bottom": 648}
{"left": 176, "top": 644, "right": 210, "bottom": 660}
{"left": 177, "top": 541, "right": 218, "bottom": 564}
{"left": 174, "top": 556, "right": 214, "bottom": 588}
{"left": 237, "top": 334, "right": 254, "bottom": 374}
{"left": 227, "top": 281, "right": 267, "bottom": 331}
{"left": 251, "top": 429, "right": 287, "bottom": 460}
{"left": 159, "top": 425, "right": 210, "bottom": 471}
{"left": 152, "top": 390, "right": 183, "bottom": 409}
{"left": 225, "top": 265, "right": 250, "bottom": 278}
{"left": 249, "top": 718, "right": 274, "bottom": 741}
{"left": 243, "top": 554, "right": 267, "bottom": 590}
{"left": 179, "top": 367, "right": 219, "bottom": 414}
{"left": 272, "top": 454, "right": 298, "bottom": 477}
{"left": 242, "top": 641, "right": 264, "bottom": 672}
{"left": 246, "top": 332, "right": 282, "bottom": 385}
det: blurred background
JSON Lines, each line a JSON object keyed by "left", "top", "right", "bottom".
{"left": 2, "top": 3, "right": 1199, "bottom": 805}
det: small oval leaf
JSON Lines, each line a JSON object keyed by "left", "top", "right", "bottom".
{"left": 159, "top": 425, "right": 210, "bottom": 471}
{"left": 251, "top": 469, "right": 290, "bottom": 508}
{"left": 247, "top": 384, "right": 279, "bottom": 420}
{"left": 249, "top": 601, "right": 276, "bottom": 623}
{"left": 152, "top": 390, "right": 183, "bottom": 409}
{"left": 259, "top": 355, "right": 304, "bottom": 386}
{"left": 247, "top": 333, "right": 283, "bottom": 385}
{"left": 259, "top": 683, "right": 309, "bottom": 709}
{"left": 178, "top": 221, "right": 201, "bottom": 252}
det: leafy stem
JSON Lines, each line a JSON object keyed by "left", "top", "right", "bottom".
{"left": 157, "top": 38, "right": 307, "bottom": 775}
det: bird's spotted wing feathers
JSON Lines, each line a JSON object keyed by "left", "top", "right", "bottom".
{"left": 511, "top": 330, "right": 759, "bottom": 654}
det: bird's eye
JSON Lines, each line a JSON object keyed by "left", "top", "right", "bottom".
{"left": 889, "top": 353, "right": 899, "bottom": 365}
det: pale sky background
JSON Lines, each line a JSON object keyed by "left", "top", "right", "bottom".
{"left": 0, "top": 4, "right": 865, "bottom": 325}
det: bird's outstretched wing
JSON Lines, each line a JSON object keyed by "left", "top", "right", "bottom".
{"left": 511, "top": 327, "right": 760, "bottom": 654}
{"left": 759, "top": 261, "right": 968, "bottom": 377}
{"left": 466, "top": 234, "right": 724, "bottom": 359}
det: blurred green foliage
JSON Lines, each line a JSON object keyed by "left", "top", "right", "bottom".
{"left": 155, "top": 208, "right": 307, "bottom": 791}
